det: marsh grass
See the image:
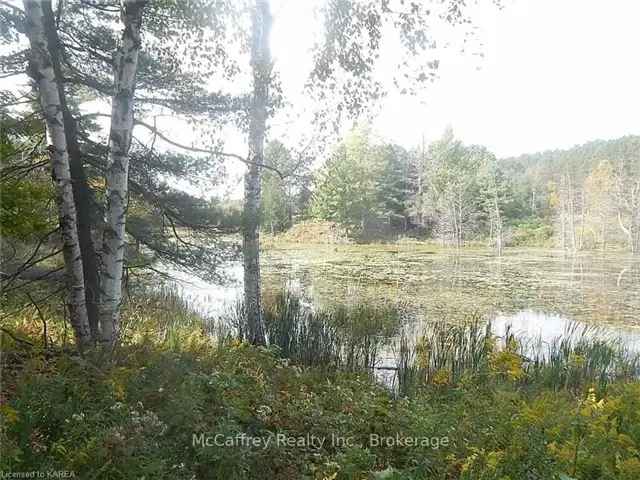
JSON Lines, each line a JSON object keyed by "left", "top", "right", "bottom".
{"left": 100, "top": 286, "right": 640, "bottom": 395}
{"left": 523, "top": 324, "right": 640, "bottom": 391}
{"left": 118, "top": 285, "right": 207, "bottom": 349}
{"left": 395, "top": 318, "right": 640, "bottom": 395}
{"left": 217, "top": 291, "right": 402, "bottom": 371}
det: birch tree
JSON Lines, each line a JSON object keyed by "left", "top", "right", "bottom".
{"left": 40, "top": 0, "right": 101, "bottom": 341}
{"left": 243, "top": 0, "right": 271, "bottom": 345}
{"left": 100, "top": 0, "right": 147, "bottom": 345}
{"left": 423, "top": 129, "right": 482, "bottom": 248}
{"left": 583, "top": 161, "right": 616, "bottom": 250}
{"left": 479, "top": 151, "right": 510, "bottom": 256}
{"left": 613, "top": 164, "right": 640, "bottom": 254}
{"left": 4, "top": 0, "right": 251, "bottom": 349}
{"left": 22, "top": 0, "right": 91, "bottom": 349}
{"left": 237, "top": 0, "right": 483, "bottom": 342}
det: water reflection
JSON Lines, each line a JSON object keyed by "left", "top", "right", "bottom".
{"left": 161, "top": 247, "right": 640, "bottom": 350}
{"left": 163, "top": 262, "right": 243, "bottom": 317}
{"left": 494, "top": 309, "right": 640, "bottom": 354}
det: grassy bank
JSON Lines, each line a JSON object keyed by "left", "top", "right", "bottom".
{"left": 1, "top": 290, "right": 640, "bottom": 479}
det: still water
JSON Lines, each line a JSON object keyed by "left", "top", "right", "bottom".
{"left": 167, "top": 244, "right": 640, "bottom": 349}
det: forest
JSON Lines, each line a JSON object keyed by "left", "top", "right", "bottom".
{"left": 261, "top": 128, "right": 640, "bottom": 253}
{"left": 1, "top": 1, "right": 640, "bottom": 479}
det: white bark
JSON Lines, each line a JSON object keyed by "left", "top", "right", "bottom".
{"left": 23, "top": 0, "right": 91, "bottom": 349}
{"left": 492, "top": 187, "right": 503, "bottom": 256}
{"left": 243, "top": 0, "right": 271, "bottom": 345}
{"left": 100, "top": 0, "right": 146, "bottom": 345}
{"left": 559, "top": 178, "right": 567, "bottom": 251}
{"left": 614, "top": 172, "right": 640, "bottom": 254}
{"left": 629, "top": 180, "right": 639, "bottom": 254}
{"left": 567, "top": 174, "right": 577, "bottom": 252}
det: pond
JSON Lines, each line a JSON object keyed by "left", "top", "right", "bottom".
{"left": 167, "top": 244, "right": 640, "bottom": 350}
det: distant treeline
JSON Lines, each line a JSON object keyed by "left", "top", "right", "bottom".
{"left": 260, "top": 127, "right": 640, "bottom": 252}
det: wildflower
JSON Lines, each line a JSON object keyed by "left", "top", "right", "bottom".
{"left": 256, "top": 405, "right": 272, "bottom": 418}
{"left": 584, "top": 387, "right": 605, "bottom": 410}
{"left": 432, "top": 368, "right": 451, "bottom": 386}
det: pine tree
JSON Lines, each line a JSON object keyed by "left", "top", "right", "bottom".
{"left": 311, "top": 127, "right": 410, "bottom": 237}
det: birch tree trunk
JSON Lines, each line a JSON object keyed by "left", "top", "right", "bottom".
{"left": 417, "top": 138, "right": 425, "bottom": 226}
{"left": 243, "top": 0, "right": 271, "bottom": 345}
{"left": 23, "top": 0, "right": 91, "bottom": 350}
{"left": 100, "top": 0, "right": 146, "bottom": 346}
{"left": 578, "top": 189, "right": 586, "bottom": 251}
{"left": 558, "top": 177, "right": 567, "bottom": 251}
{"left": 493, "top": 191, "right": 503, "bottom": 256}
{"left": 614, "top": 173, "right": 639, "bottom": 254}
{"left": 41, "top": 0, "right": 101, "bottom": 342}
{"left": 631, "top": 180, "right": 640, "bottom": 254}
{"left": 568, "top": 176, "right": 576, "bottom": 252}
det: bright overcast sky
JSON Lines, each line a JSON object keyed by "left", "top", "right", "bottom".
{"left": 272, "top": 0, "right": 640, "bottom": 158}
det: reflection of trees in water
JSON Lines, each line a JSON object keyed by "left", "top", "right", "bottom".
{"left": 260, "top": 248, "right": 640, "bottom": 328}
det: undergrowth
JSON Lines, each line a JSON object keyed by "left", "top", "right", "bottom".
{"left": 1, "top": 288, "right": 640, "bottom": 479}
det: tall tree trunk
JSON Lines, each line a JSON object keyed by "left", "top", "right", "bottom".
{"left": 579, "top": 188, "right": 586, "bottom": 250}
{"left": 417, "top": 137, "right": 425, "bottom": 226}
{"left": 560, "top": 178, "right": 567, "bottom": 251}
{"left": 23, "top": 0, "right": 91, "bottom": 350}
{"left": 565, "top": 174, "right": 577, "bottom": 252}
{"left": 100, "top": 0, "right": 146, "bottom": 346}
{"left": 601, "top": 214, "right": 607, "bottom": 252}
{"left": 632, "top": 181, "right": 640, "bottom": 254}
{"left": 41, "top": 0, "right": 101, "bottom": 342}
{"left": 568, "top": 178, "right": 576, "bottom": 252}
{"left": 243, "top": 0, "right": 271, "bottom": 346}
{"left": 493, "top": 192, "right": 503, "bottom": 256}
{"left": 530, "top": 188, "right": 536, "bottom": 215}
{"left": 617, "top": 210, "right": 633, "bottom": 252}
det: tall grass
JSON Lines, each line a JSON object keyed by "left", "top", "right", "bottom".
{"left": 123, "top": 286, "right": 640, "bottom": 395}
{"left": 394, "top": 318, "right": 493, "bottom": 395}
{"left": 218, "top": 291, "right": 402, "bottom": 371}
{"left": 395, "top": 319, "right": 640, "bottom": 395}
{"left": 523, "top": 323, "right": 640, "bottom": 391}
{"left": 263, "top": 292, "right": 340, "bottom": 367}
{"left": 120, "top": 285, "right": 206, "bottom": 348}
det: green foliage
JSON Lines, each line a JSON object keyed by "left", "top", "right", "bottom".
{"left": 510, "top": 219, "right": 554, "bottom": 246}
{"left": 310, "top": 127, "right": 409, "bottom": 238}
{"left": 0, "top": 284, "right": 640, "bottom": 480}
{"left": 3, "top": 333, "right": 640, "bottom": 478}
{"left": 300, "top": 131, "right": 640, "bottom": 249}
{"left": 418, "top": 128, "right": 511, "bottom": 246}
{"left": 397, "top": 319, "right": 640, "bottom": 396}
{"left": 2, "top": 291, "right": 640, "bottom": 479}
{"left": 501, "top": 135, "right": 640, "bottom": 251}
{"left": 261, "top": 172, "right": 290, "bottom": 233}
{"left": 261, "top": 141, "right": 294, "bottom": 233}
{"left": 0, "top": 177, "right": 55, "bottom": 240}
{"left": 260, "top": 140, "right": 313, "bottom": 234}
{"left": 0, "top": 112, "right": 56, "bottom": 240}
